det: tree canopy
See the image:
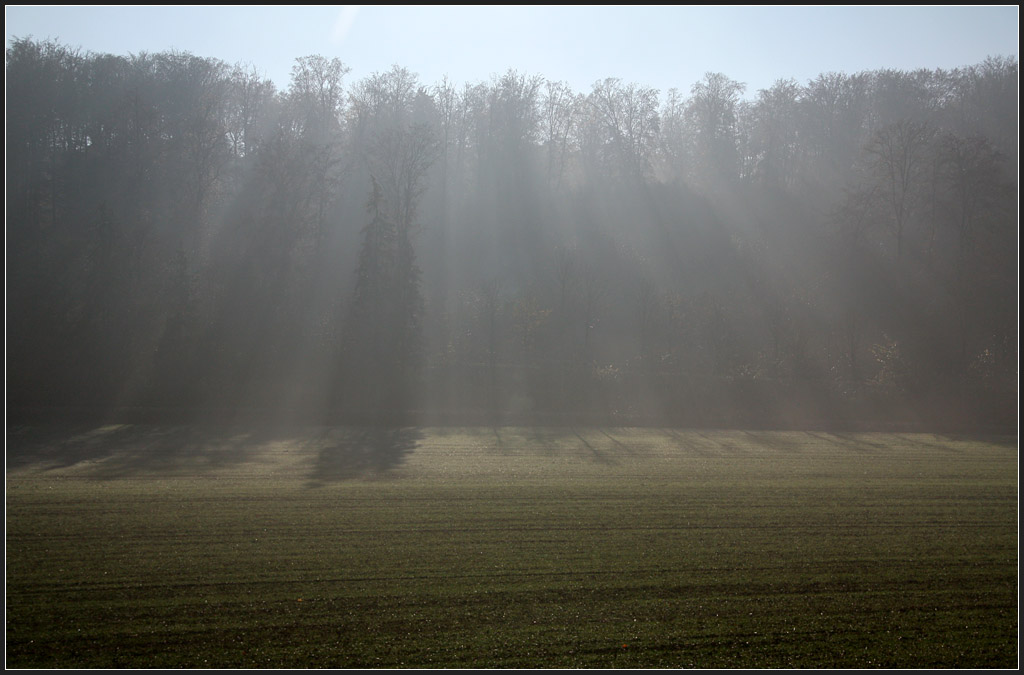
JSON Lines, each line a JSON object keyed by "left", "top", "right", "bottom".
{"left": 6, "top": 38, "right": 1017, "bottom": 429}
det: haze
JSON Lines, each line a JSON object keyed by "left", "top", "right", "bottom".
{"left": 4, "top": 8, "right": 1019, "bottom": 668}
{"left": 5, "top": 5, "right": 1018, "bottom": 430}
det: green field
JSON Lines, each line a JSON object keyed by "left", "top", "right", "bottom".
{"left": 5, "top": 425, "right": 1018, "bottom": 668}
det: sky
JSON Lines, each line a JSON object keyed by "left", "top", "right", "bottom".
{"left": 5, "top": 5, "right": 1019, "bottom": 99}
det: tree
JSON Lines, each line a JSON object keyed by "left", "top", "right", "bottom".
{"left": 540, "top": 80, "right": 583, "bottom": 189}
{"left": 282, "top": 55, "right": 350, "bottom": 240}
{"left": 432, "top": 75, "right": 459, "bottom": 221}
{"left": 687, "top": 72, "right": 745, "bottom": 182}
{"left": 745, "top": 79, "right": 802, "bottom": 188}
{"left": 348, "top": 64, "right": 419, "bottom": 146}
{"left": 287, "top": 55, "right": 349, "bottom": 138}
{"left": 342, "top": 179, "right": 422, "bottom": 417}
{"left": 342, "top": 118, "right": 439, "bottom": 419}
{"left": 658, "top": 87, "right": 692, "bottom": 184}
{"left": 934, "top": 133, "right": 1009, "bottom": 276}
{"left": 932, "top": 132, "right": 1014, "bottom": 375}
{"left": 799, "top": 71, "right": 870, "bottom": 188}
{"left": 474, "top": 69, "right": 543, "bottom": 201}
{"left": 367, "top": 123, "right": 439, "bottom": 233}
{"left": 862, "top": 119, "right": 933, "bottom": 261}
{"left": 224, "top": 65, "right": 277, "bottom": 160}
{"left": 869, "top": 68, "right": 939, "bottom": 129}
{"left": 586, "top": 78, "right": 661, "bottom": 181}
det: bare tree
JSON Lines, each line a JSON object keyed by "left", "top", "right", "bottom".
{"left": 541, "top": 80, "right": 583, "bottom": 189}
{"left": 586, "top": 78, "right": 661, "bottom": 180}
{"left": 658, "top": 87, "right": 692, "bottom": 183}
{"left": 863, "top": 119, "right": 933, "bottom": 260}
{"left": 687, "top": 72, "right": 745, "bottom": 182}
{"left": 934, "top": 133, "right": 1009, "bottom": 276}
{"left": 287, "top": 55, "right": 349, "bottom": 137}
{"left": 746, "top": 78, "right": 802, "bottom": 188}
{"left": 800, "top": 71, "right": 870, "bottom": 186}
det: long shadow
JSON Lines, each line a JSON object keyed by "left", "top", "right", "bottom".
{"left": 938, "top": 433, "right": 1017, "bottom": 448}
{"left": 307, "top": 427, "right": 422, "bottom": 485}
{"left": 571, "top": 428, "right": 615, "bottom": 465}
{"left": 492, "top": 426, "right": 508, "bottom": 455}
{"left": 666, "top": 429, "right": 715, "bottom": 458}
{"left": 598, "top": 428, "right": 636, "bottom": 456}
{"left": 888, "top": 432, "right": 967, "bottom": 455}
{"left": 697, "top": 431, "right": 742, "bottom": 456}
{"left": 823, "top": 431, "right": 889, "bottom": 453}
{"left": 7, "top": 424, "right": 110, "bottom": 470}
{"left": 742, "top": 430, "right": 804, "bottom": 453}
{"left": 6, "top": 424, "right": 276, "bottom": 477}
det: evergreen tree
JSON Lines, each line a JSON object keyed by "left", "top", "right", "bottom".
{"left": 341, "top": 177, "right": 424, "bottom": 420}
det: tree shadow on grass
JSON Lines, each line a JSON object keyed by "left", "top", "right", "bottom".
{"left": 935, "top": 433, "right": 1018, "bottom": 449}
{"left": 6, "top": 424, "right": 280, "bottom": 477}
{"left": 808, "top": 431, "right": 885, "bottom": 454}
{"left": 570, "top": 428, "right": 616, "bottom": 465}
{"left": 307, "top": 427, "right": 422, "bottom": 486}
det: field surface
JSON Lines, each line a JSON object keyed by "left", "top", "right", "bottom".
{"left": 5, "top": 425, "right": 1018, "bottom": 668}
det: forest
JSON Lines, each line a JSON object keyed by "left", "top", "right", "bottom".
{"left": 5, "top": 38, "right": 1018, "bottom": 430}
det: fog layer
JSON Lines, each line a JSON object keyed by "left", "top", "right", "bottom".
{"left": 6, "top": 41, "right": 1017, "bottom": 430}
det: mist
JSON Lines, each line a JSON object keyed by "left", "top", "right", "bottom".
{"left": 6, "top": 40, "right": 1018, "bottom": 432}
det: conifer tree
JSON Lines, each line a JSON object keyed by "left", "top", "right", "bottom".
{"left": 342, "top": 176, "right": 425, "bottom": 419}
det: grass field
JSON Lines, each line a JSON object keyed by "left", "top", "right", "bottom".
{"left": 5, "top": 425, "right": 1018, "bottom": 668}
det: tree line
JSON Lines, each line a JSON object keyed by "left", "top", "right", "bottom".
{"left": 6, "top": 38, "right": 1017, "bottom": 429}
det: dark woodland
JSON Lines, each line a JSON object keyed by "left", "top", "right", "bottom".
{"left": 6, "top": 39, "right": 1018, "bottom": 430}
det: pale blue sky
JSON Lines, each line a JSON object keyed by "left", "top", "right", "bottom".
{"left": 5, "top": 5, "right": 1019, "bottom": 98}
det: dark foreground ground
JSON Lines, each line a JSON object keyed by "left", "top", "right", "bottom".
{"left": 5, "top": 426, "right": 1018, "bottom": 668}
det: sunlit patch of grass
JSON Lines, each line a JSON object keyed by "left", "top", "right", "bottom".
{"left": 5, "top": 427, "right": 1017, "bottom": 668}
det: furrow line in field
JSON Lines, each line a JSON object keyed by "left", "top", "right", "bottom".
{"left": 5, "top": 518, "right": 1016, "bottom": 541}
{"left": 9, "top": 560, "right": 1015, "bottom": 596}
